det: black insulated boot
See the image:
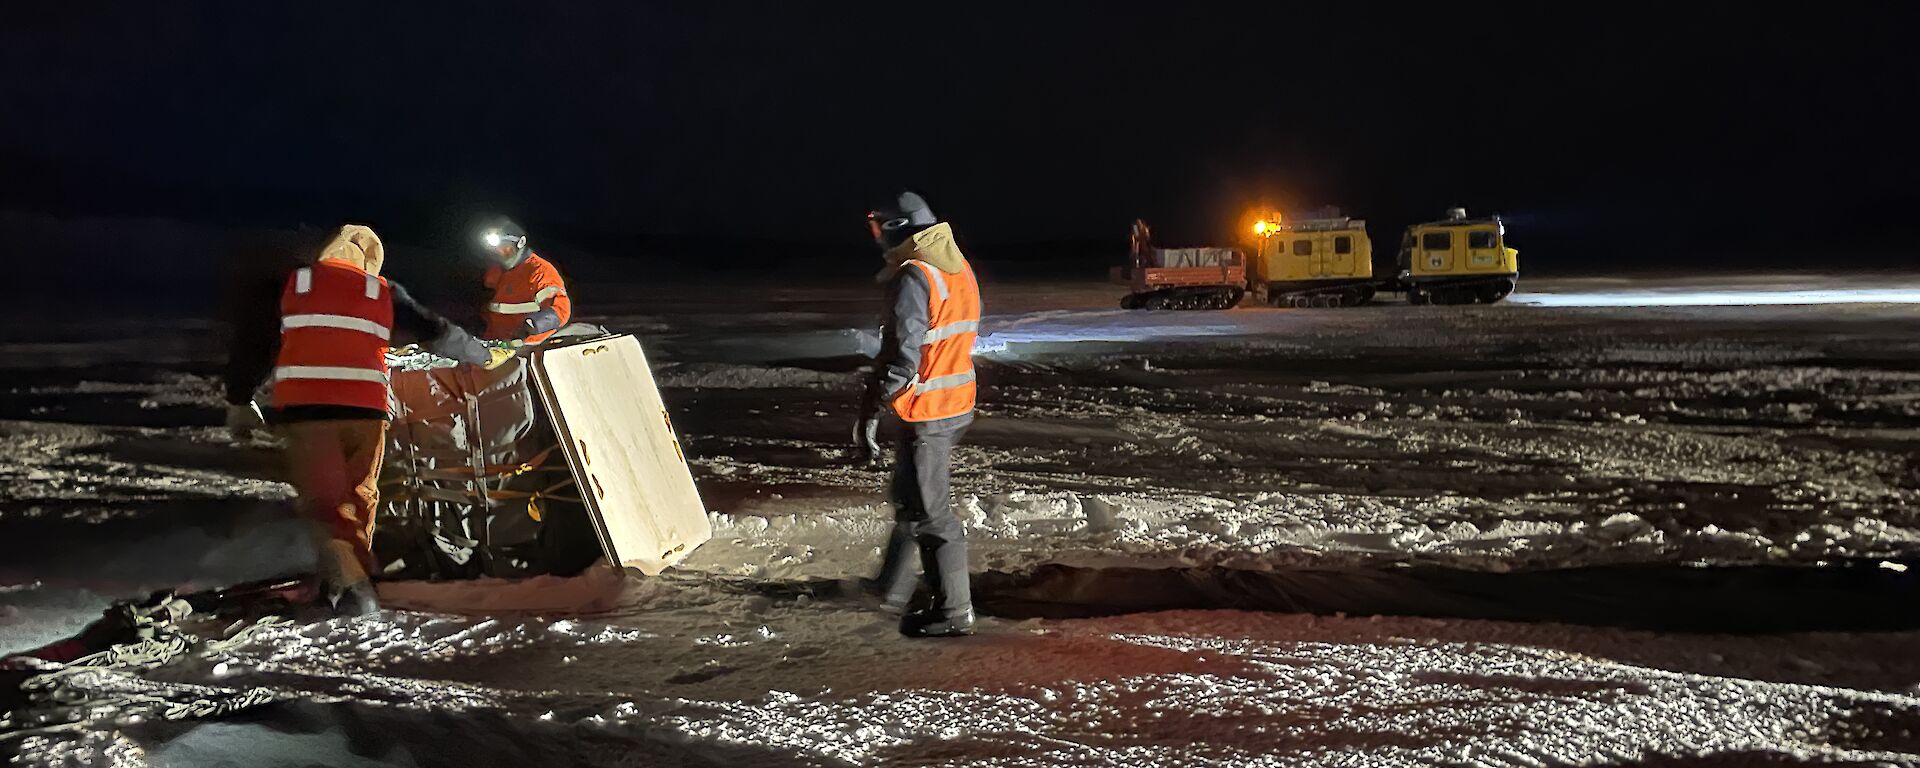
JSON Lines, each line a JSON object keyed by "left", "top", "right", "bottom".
{"left": 900, "top": 606, "right": 975, "bottom": 638}
{"left": 855, "top": 577, "right": 913, "bottom": 613}
{"left": 332, "top": 582, "right": 381, "bottom": 617}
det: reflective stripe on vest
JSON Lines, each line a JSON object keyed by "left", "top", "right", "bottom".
{"left": 281, "top": 313, "right": 392, "bottom": 340}
{"left": 488, "top": 300, "right": 539, "bottom": 314}
{"left": 292, "top": 267, "right": 381, "bottom": 300}
{"left": 273, "top": 365, "right": 390, "bottom": 384}
{"left": 488, "top": 285, "right": 566, "bottom": 315}
{"left": 908, "top": 260, "right": 950, "bottom": 300}
{"left": 922, "top": 318, "right": 979, "bottom": 345}
{"left": 914, "top": 370, "right": 976, "bottom": 394}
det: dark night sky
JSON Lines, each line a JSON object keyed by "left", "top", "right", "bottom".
{"left": 3, "top": 2, "right": 1917, "bottom": 275}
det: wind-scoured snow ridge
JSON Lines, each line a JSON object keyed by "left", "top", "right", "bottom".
{"left": 974, "top": 561, "right": 1920, "bottom": 632}
{"left": 689, "top": 488, "right": 1920, "bottom": 581}
{"left": 655, "top": 363, "right": 863, "bottom": 391}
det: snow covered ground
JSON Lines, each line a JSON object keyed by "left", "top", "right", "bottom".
{"left": 5, "top": 274, "right": 1920, "bottom": 765}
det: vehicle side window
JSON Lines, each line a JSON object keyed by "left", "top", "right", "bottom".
{"left": 1422, "top": 232, "right": 1451, "bottom": 250}
{"left": 1293, "top": 239, "right": 1313, "bottom": 256}
{"left": 1468, "top": 230, "right": 1497, "bottom": 249}
{"left": 1334, "top": 236, "right": 1352, "bottom": 255}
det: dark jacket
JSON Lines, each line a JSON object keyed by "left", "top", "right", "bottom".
{"left": 870, "top": 266, "right": 932, "bottom": 406}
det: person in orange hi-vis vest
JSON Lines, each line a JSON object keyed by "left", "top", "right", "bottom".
{"left": 856, "top": 191, "right": 983, "bottom": 638}
{"left": 477, "top": 217, "right": 571, "bottom": 345}
{"left": 224, "top": 224, "right": 512, "bottom": 616}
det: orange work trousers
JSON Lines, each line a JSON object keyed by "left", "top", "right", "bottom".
{"left": 281, "top": 420, "right": 388, "bottom": 588}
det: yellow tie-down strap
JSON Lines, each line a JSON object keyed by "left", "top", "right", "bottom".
{"left": 380, "top": 444, "right": 581, "bottom": 520}
{"left": 379, "top": 479, "right": 584, "bottom": 519}
{"left": 382, "top": 445, "right": 564, "bottom": 483}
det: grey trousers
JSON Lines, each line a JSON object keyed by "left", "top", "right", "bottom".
{"left": 876, "top": 413, "right": 972, "bottom": 614}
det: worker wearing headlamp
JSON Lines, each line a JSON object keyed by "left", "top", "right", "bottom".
{"left": 477, "top": 217, "right": 571, "bottom": 344}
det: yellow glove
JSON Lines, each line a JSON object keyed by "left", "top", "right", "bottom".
{"left": 483, "top": 347, "right": 516, "bottom": 370}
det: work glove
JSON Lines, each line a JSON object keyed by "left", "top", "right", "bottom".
{"left": 520, "top": 308, "right": 561, "bottom": 340}
{"left": 853, "top": 412, "right": 883, "bottom": 466}
{"left": 224, "top": 402, "right": 265, "bottom": 441}
{"left": 853, "top": 383, "right": 885, "bottom": 466}
{"left": 483, "top": 347, "right": 516, "bottom": 370}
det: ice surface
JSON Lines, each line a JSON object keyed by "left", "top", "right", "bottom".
{"left": 377, "top": 566, "right": 628, "bottom": 615}
{"left": 152, "top": 723, "right": 412, "bottom": 768}
{"left": 7, "top": 276, "right": 1920, "bottom": 764}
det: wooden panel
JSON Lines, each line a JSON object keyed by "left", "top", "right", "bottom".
{"left": 530, "top": 335, "right": 710, "bottom": 575}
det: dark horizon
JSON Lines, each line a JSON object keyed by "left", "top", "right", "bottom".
{"left": 5, "top": 2, "right": 1917, "bottom": 284}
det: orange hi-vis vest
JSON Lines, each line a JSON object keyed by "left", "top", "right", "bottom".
{"left": 272, "top": 261, "right": 394, "bottom": 412}
{"left": 891, "top": 257, "right": 981, "bottom": 422}
{"left": 483, "top": 252, "right": 570, "bottom": 344}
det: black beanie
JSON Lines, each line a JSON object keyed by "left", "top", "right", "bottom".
{"left": 874, "top": 191, "right": 938, "bottom": 248}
